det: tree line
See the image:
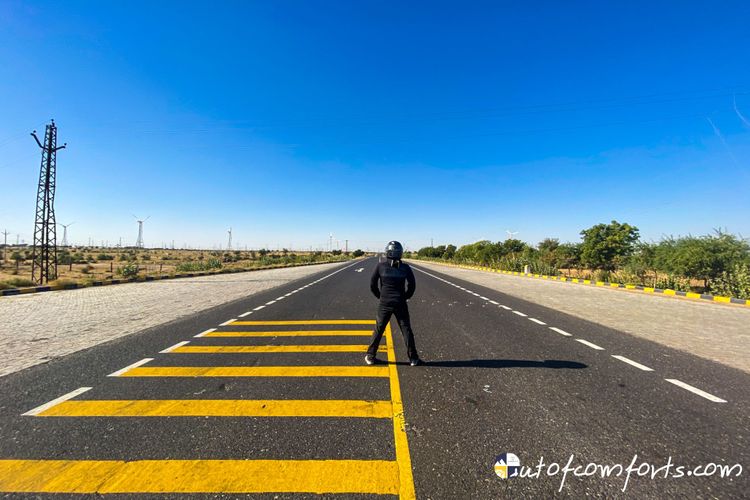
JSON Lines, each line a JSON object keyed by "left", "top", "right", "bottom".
{"left": 409, "top": 221, "right": 750, "bottom": 299}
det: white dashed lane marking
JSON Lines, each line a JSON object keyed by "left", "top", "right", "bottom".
{"left": 252, "top": 306, "right": 266, "bottom": 311}
{"left": 575, "top": 339, "right": 604, "bottom": 350}
{"left": 160, "top": 341, "right": 190, "bottom": 353}
{"left": 499, "top": 305, "right": 512, "bottom": 310}
{"left": 665, "top": 379, "right": 727, "bottom": 403}
{"left": 549, "top": 327, "right": 572, "bottom": 336}
{"left": 238, "top": 311, "right": 253, "bottom": 318}
{"left": 528, "top": 318, "right": 546, "bottom": 325}
{"left": 107, "top": 358, "right": 153, "bottom": 377}
{"left": 195, "top": 328, "right": 217, "bottom": 337}
{"left": 611, "top": 355, "right": 654, "bottom": 371}
{"left": 219, "top": 318, "right": 237, "bottom": 326}
{"left": 22, "top": 387, "right": 92, "bottom": 416}
{"left": 512, "top": 311, "right": 527, "bottom": 317}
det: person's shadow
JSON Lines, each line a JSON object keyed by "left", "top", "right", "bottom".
{"left": 386, "top": 359, "right": 587, "bottom": 369}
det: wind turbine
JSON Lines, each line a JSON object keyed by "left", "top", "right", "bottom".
{"left": 133, "top": 215, "right": 150, "bottom": 248}
{"left": 58, "top": 221, "right": 75, "bottom": 247}
{"left": 227, "top": 227, "right": 233, "bottom": 251}
{"left": 506, "top": 229, "right": 519, "bottom": 240}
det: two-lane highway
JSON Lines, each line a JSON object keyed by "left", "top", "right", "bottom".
{"left": 0, "top": 257, "right": 747, "bottom": 498}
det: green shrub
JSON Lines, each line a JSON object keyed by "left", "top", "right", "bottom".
{"left": 709, "top": 263, "right": 750, "bottom": 299}
{"left": 118, "top": 263, "right": 140, "bottom": 278}
{"left": 175, "top": 258, "right": 222, "bottom": 273}
{"left": 653, "top": 274, "right": 692, "bottom": 292}
{"left": 97, "top": 254, "right": 114, "bottom": 261}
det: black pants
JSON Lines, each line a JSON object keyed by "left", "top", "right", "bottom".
{"left": 367, "top": 301, "right": 418, "bottom": 360}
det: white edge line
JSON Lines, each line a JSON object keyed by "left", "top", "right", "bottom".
{"left": 22, "top": 387, "right": 93, "bottom": 416}
{"left": 529, "top": 318, "right": 546, "bottom": 325}
{"left": 159, "top": 341, "right": 190, "bottom": 353}
{"left": 488, "top": 300, "right": 499, "bottom": 305}
{"left": 549, "top": 327, "right": 572, "bottom": 336}
{"left": 499, "top": 305, "right": 512, "bottom": 310}
{"left": 220, "top": 318, "right": 237, "bottom": 326}
{"left": 575, "top": 338, "right": 604, "bottom": 350}
{"left": 237, "top": 311, "right": 253, "bottom": 318}
{"left": 611, "top": 355, "right": 653, "bottom": 371}
{"left": 512, "top": 310, "right": 527, "bottom": 317}
{"left": 665, "top": 379, "right": 727, "bottom": 403}
{"left": 194, "top": 328, "right": 217, "bottom": 337}
{"left": 479, "top": 296, "right": 489, "bottom": 300}
{"left": 107, "top": 358, "right": 154, "bottom": 377}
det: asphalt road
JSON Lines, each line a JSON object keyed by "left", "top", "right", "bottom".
{"left": 0, "top": 256, "right": 747, "bottom": 498}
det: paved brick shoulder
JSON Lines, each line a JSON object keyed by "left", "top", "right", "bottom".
{"left": 0, "top": 262, "right": 346, "bottom": 377}
{"left": 412, "top": 261, "right": 750, "bottom": 374}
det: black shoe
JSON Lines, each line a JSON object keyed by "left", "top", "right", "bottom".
{"left": 409, "top": 357, "right": 422, "bottom": 366}
{"left": 365, "top": 354, "right": 377, "bottom": 365}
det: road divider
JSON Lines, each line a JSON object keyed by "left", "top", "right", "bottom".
{"left": 33, "top": 399, "right": 393, "bottom": 418}
{"left": 230, "top": 320, "right": 376, "bottom": 326}
{"left": 0, "top": 459, "right": 400, "bottom": 495}
{"left": 169, "top": 345, "right": 385, "bottom": 353}
{"left": 203, "top": 330, "right": 374, "bottom": 337}
{"left": 118, "top": 365, "right": 390, "bottom": 378}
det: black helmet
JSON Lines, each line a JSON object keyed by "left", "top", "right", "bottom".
{"left": 385, "top": 241, "right": 403, "bottom": 260}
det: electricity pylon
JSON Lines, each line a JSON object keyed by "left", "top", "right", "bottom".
{"left": 31, "top": 120, "right": 66, "bottom": 284}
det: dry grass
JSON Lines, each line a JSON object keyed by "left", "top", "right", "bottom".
{"left": 0, "top": 246, "right": 351, "bottom": 288}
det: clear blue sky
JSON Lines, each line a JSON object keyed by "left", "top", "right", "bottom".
{"left": 1, "top": 1, "right": 749, "bottom": 251}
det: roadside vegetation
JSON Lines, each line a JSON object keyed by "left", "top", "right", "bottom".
{"left": 410, "top": 221, "right": 750, "bottom": 299}
{"left": 0, "top": 248, "right": 366, "bottom": 290}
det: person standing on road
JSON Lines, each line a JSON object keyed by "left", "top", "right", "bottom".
{"left": 366, "top": 241, "right": 422, "bottom": 366}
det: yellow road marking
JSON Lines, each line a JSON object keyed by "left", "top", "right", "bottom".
{"left": 35, "top": 399, "right": 392, "bottom": 418}
{"left": 121, "top": 366, "right": 390, "bottom": 378}
{"left": 172, "top": 345, "right": 384, "bottom": 353}
{"left": 230, "top": 320, "right": 375, "bottom": 326}
{"left": 206, "top": 330, "right": 373, "bottom": 337}
{"left": 385, "top": 323, "right": 417, "bottom": 499}
{"left": 0, "top": 459, "right": 399, "bottom": 494}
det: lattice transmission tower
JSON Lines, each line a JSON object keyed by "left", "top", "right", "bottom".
{"left": 31, "top": 120, "right": 66, "bottom": 284}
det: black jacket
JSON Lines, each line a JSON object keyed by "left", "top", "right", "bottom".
{"left": 370, "top": 260, "right": 416, "bottom": 304}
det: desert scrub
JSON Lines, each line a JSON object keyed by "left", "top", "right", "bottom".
{"left": 117, "top": 263, "right": 140, "bottom": 278}
{"left": 2, "top": 277, "right": 36, "bottom": 288}
{"left": 176, "top": 258, "right": 222, "bottom": 273}
{"left": 710, "top": 263, "right": 750, "bottom": 299}
{"left": 653, "top": 274, "right": 692, "bottom": 292}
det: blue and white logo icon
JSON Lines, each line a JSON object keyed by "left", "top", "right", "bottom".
{"left": 494, "top": 453, "right": 521, "bottom": 479}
